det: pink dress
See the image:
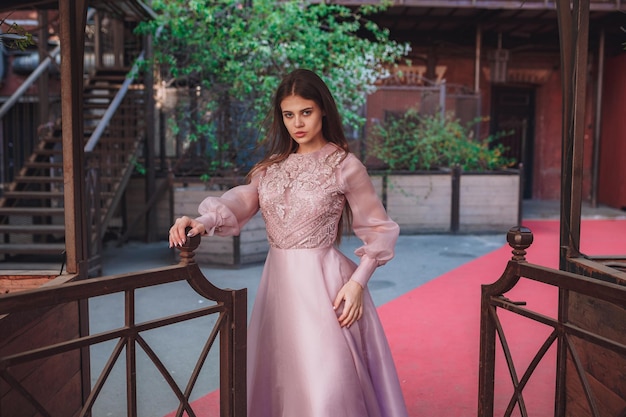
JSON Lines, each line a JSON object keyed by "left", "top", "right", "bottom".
{"left": 195, "top": 142, "right": 408, "bottom": 417}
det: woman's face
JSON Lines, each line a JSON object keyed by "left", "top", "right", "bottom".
{"left": 280, "top": 94, "right": 326, "bottom": 154}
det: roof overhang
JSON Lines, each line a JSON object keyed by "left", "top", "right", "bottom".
{"left": 338, "top": 0, "right": 626, "bottom": 55}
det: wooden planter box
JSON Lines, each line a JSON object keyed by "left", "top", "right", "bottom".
{"left": 174, "top": 184, "right": 268, "bottom": 267}
{"left": 371, "top": 172, "right": 451, "bottom": 233}
{"left": 458, "top": 172, "right": 521, "bottom": 232}
{"left": 370, "top": 169, "right": 521, "bottom": 234}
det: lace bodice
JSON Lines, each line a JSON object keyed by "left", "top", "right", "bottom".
{"left": 258, "top": 145, "right": 346, "bottom": 249}
{"left": 195, "top": 142, "right": 399, "bottom": 287}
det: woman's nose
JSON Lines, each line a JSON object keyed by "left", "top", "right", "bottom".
{"left": 294, "top": 116, "right": 304, "bottom": 127}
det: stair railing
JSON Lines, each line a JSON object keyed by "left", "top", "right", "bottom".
{"left": 82, "top": 67, "right": 146, "bottom": 257}
{"left": 84, "top": 24, "right": 162, "bottom": 153}
{"left": 83, "top": 25, "right": 164, "bottom": 249}
{"left": 83, "top": 50, "right": 145, "bottom": 153}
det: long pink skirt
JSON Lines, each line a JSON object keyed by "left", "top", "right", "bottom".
{"left": 247, "top": 246, "right": 409, "bottom": 417}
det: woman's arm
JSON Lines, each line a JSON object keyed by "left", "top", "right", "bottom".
{"left": 341, "top": 154, "right": 400, "bottom": 288}
{"left": 169, "top": 175, "right": 261, "bottom": 247}
{"left": 333, "top": 154, "right": 399, "bottom": 327}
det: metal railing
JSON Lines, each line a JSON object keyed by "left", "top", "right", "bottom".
{"left": 0, "top": 234, "right": 247, "bottom": 417}
{"left": 84, "top": 51, "right": 145, "bottom": 154}
{"left": 84, "top": 78, "right": 145, "bottom": 240}
{"left": 478, "top": 226, "right": 626, "bottom": 417}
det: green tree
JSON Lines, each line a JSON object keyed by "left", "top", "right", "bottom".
{"left": 137, "top": 0, "right": 409, "bottom": 179}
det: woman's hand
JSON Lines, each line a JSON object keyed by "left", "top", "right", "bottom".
{"left": 169, "top": 216, "right": 206, "bottom": 248}
{"left": 333, "top": 280, "right": 364, "bottom": 328}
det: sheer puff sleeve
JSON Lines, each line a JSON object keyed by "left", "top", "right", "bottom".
{"left": 195, "top": 174, "right": 261, "bottom": 237}
{"left": 339, "top": 154, "right": 400, "bottom": 288}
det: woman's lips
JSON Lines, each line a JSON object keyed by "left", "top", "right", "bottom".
{"left": 294, "top": 132, "right": 306, "bottom": 138}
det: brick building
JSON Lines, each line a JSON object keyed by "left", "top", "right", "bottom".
{"left": 359, "top": 0, "right": 626, "bottom": 206}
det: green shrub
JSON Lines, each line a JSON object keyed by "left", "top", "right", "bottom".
{"left": 365, "top": 108, "right": 515, "bottom": 171}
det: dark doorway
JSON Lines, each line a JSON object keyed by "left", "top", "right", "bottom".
{"left": 490, "top": 86, "right": 535, "bottom": 199}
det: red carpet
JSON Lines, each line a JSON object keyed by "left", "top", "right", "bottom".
{"left": 382, "top": 219, "right": 626, "bottom": 417}
{"left": 165, "top": 219, "right": 626, "bottom": 417}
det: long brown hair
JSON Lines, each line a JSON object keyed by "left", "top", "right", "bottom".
{"left": 249, "top": 69, "right": 353, "bottom": 243}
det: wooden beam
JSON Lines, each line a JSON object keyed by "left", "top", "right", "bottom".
{"left": 144, "top": 34, "right": 157, "bottom": 242}
{"left": 58, "top": 0, "right": 89, "bottom": 276}
{"left": 557, "top": 0, "right": 589, "bottom": 269}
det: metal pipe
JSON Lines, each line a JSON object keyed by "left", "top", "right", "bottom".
{"left": 590, "top": 29, "right": 605, "bottom": 208}
{"left": 440, "top": 79, "right": 446, "bottom": 116}
{"left": 0, "top": 8, "right": 96, "bottom": 120}
{"left": 0, "top": 45, "right": 60, "bottom": 120}
{"left": 38, "top": 11, "right": 50, "bottom": 127}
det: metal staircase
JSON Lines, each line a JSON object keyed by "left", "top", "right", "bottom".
{"left": 0, "top": 68, "right": 145, "bottom": 269}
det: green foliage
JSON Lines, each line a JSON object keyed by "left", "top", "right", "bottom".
{"left": 366, "top": 108, "right": 515, "bottom": 171}
{"left": 131, "top": 157, "right": 147, "bottom": 175}
{"left": 0, "top": 20, "right": 35, "bottom": 50}
{"left": 136, "top": 0, "right": 409, "bottom": 177}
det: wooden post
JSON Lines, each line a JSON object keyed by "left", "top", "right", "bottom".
{"left": 450, "top": 165, "right": 461, "bottom": 233}
{"left": 557, "top": 0, "right": 589, "bottom": 269}
{"left": 59, "top": 0, "right": 89, "bottom": 276}
{"left": 59, "top": 0, "right": 91, "bottom": 409}
{"left": 144, "top": 34, "right": 157, "bottom": 241}
{"left": 555, "top": 2, "right": 590, "bottom": 415}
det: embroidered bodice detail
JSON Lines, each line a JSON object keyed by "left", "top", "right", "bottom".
{"left": 258, "top": 145, "right": 346, "bottom": 249}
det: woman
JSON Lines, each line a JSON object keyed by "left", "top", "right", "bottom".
{"left": 169, "top": 69, "right": 408, "bottom": 417}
